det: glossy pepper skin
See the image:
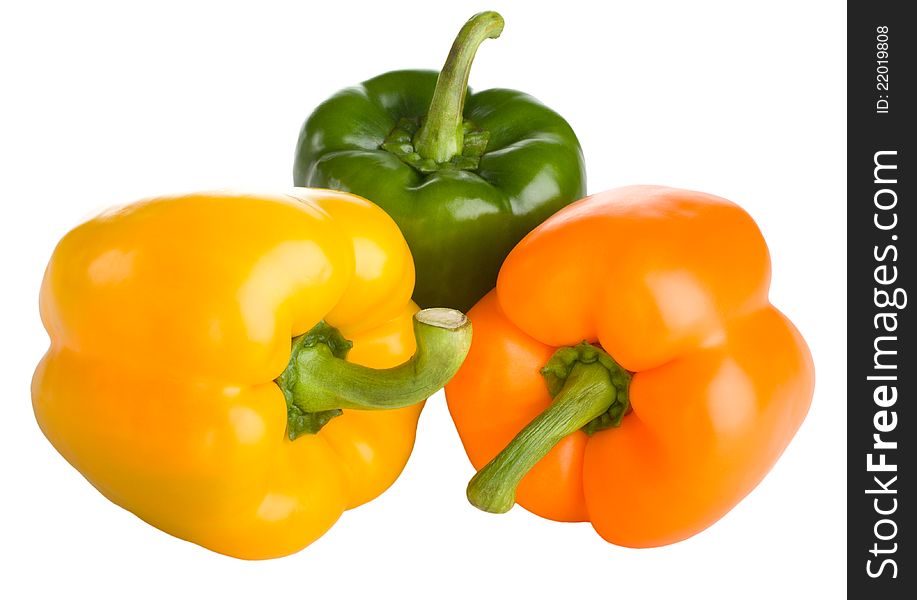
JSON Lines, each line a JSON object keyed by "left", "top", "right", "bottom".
{"left": 446, "top": 186, "right": 815, "bottom": 547}
{"left": 293, "top": 12, "right": 586, "bottom": 312}
{"left": 33, "top": 189, "right": 470, "bottom": 559}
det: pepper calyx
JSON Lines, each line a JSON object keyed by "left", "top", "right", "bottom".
{"left": 382, "top": 117, "right": 490, "bottom": 173}
{"left": 276, "top": 321, "right": 353, "bottom": 438}
{"left": 541, "top": 342, "right": 632, "bottom": 435}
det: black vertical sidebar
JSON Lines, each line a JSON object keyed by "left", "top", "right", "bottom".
{"left": 848, "top": 2, "right": 912, "bottom": 595}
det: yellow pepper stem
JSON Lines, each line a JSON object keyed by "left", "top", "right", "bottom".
{"left": 277, "top": 308, "right": 472, "bottom": 439}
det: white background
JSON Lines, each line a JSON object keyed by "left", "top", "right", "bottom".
{"left": 0, "top": 1, "right": 846, "bottom": 597}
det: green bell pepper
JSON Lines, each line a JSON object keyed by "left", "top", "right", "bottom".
{"left": 293, "top": 11, "right": 586, "bottom": 312}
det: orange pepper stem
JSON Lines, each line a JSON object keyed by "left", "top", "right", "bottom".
{"left": 277, "top": 308, "right": 472, "bottom": 440}
{"left": 466, "top": 343, "right": 631, "bottom": 514}
{"left": 412, "top": 11, "right": 504, "bottom": 163}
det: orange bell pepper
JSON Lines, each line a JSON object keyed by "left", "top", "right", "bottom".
{"left": 33, "top": 189, "right": 471, "bottom": 559}
{"left": 445, "top": 185, "right": 814, "bottom": 547}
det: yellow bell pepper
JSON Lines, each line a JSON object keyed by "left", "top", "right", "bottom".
{"left": 32, "top": 189, "right": 471, "bottom": 559}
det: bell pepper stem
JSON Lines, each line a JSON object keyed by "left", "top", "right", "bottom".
{"left": 279, "top": 308, "right": 472, "bottom": 439}
{"left": 413, "top": 11, "right": 504, "bottom": 163}
{"left": 466, "top": 360, "right": 618, "bottom": 514}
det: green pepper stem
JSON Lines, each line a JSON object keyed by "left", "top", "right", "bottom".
{"left": 413, "top": 11, "right": 504, "bottom": 163}
{"left": 280, "top": 309, "right": 471, "bottom": 439}
{"left": 467, "top": 360, "right": 618, "bottom": 514}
